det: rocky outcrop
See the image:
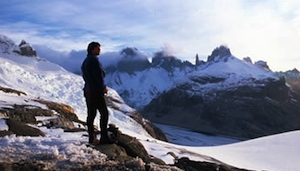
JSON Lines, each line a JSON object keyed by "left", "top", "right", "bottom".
{"left": 254, "top": 60, "right": 270, "bottom": 71}
{"left": 151, "top": 51, "right": 193, "bottom": 72}
{"left": 5, "top": 119, "right": 45, "bottom": 137}
{"left": 0, "top": 34, "right": 37, "bottom": 57}
{"left": 276, "top": 68, "right": 300, "bottom": 93}
{"left": 207, "top": 45, "right": 232, "bottom": 62}
{"left": 97, "top": 125, "right": 165, "bottom": 165}
{"left": 105, "top": 92, "right": 168, "bottom": 141}
{"left": 143, "top": 76, "right": 300, "bottom": 139}
{"left": 117, "top": 47, "right": 151, "bottom": 74}
{"left": 173, "top": 157, "right": 250, "bottom": 171}
{"left": 16, "top": 40, "right": 37, "bottom": 57}
{"left": 137, "top": 45, "right": 300, "bottom": 139}
{"left": 0, "top": 85, "right": 27, "bottom": 96}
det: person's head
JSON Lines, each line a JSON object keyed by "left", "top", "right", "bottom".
{"left": 87, "top": 42, "right": 101, "bottom": 56}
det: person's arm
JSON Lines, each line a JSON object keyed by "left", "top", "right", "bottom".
{"left": 90, "top": 58, "right": 106, "bottom": 93}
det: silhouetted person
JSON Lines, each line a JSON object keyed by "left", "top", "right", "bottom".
{"left": 81, "top": 41, "right": 111, "bottom": 144}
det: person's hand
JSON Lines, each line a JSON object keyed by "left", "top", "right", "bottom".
{"left": 103, "top": 87, "right": 108, "bottom": 94}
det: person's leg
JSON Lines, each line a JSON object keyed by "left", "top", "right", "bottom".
{"left": 97, "top": 96, "right": 110, "bottom": 142}
{"left": 87, "top": 105, "right": 97, "bottom": 143}
{"left": 85, "top": 91, "right": 98, "bottom": 143}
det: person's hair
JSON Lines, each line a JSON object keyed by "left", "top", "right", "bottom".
{"left": 87, "top": 42, "right": 101, "bottom": 55}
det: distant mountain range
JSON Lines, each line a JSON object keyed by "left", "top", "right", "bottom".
{"left": 4, "top": 34, "right": 300, "bottom": 140}
{"left": 101, "top": 46, "right": 300, "bottom": 139}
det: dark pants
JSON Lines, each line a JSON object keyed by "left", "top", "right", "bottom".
{"left": 84, "top": 90, "right": 109, "bottom": 143}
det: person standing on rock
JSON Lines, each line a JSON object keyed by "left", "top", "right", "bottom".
{"left": 81, "top": 41, "right": 112, "bottom": 145}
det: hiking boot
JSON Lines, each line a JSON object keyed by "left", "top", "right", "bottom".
{"left": 89, "top": 139, "right": 100, "bottom": 145}
{"left": 99, "top": 137, "right": 116, "bottom": 144}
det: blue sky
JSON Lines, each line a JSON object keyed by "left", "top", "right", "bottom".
{"left": 1, "top": 0, "right": 300, "bottom": 71}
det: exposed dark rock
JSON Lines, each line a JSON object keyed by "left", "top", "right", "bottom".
{"left": 151, "top": 51, "right": 193, "bottom": 72}
{"left": 0, "top": 161, "right": 51, "bottom": 171}
{"left": 0, "top": 86, "right": 27, "bottom": 96}
{"left": 129, "top": 110, "right": 168, "bottom": 142}
{"left": 117, "top": 47, "right": 151, "bottom": 74}
{"left": 276, "top": 68, "right": 300, "bottom": 94}
{"left": 4, "top": 104, "right": 53, "bottom": 124}
{"left": 143, "top": 77, "right": 300, "bottom": 139}
{"left": 121, "top": 47, "right": 139, "bottom": 56}
{"left": 254, "top": 60, "right": 270, "bottom": 71}
{"left": 35, "top": 99, "right": 79, "bottom": 122}
{"left": 0, "top": 130, "right": 14, "bottom": 137}
{"left": 114, "top": 131, "right": 159, "bottom": 164}
{"left": 6, "top": 119, "right": 45, "bottom": 137}
{"left": 105, "top": 94, "right": 168, "bottom": 142}
{"left": 15, "top": 40, "right": 37, "bottom": 57}
{"left": 173, "top": 157, "right": 252, "bottom": 171}
{"left": 243, "top": 57, "right": 252, "bottom": 64}
{"left": 207, "top": 45, "right": 231, "bottom": 62}
{"left": 95, "top": 143, "right": 130, "bottom": 160}
{"left": 195, "top": 53, "right": 205, "bottom": 67}
{"left": 81, "top": 125, "right": 172, "bottom": 170}
{"left": 3, "top": 101, "right": 80, "bottom": 132}
{"left": 0, "top": 90, "right": 82, "bottom": 135}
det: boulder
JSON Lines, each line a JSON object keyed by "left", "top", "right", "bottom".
{"left": 173, "top": 157, "right": 251, "bottom": 171}
{"left": 5, "top": 119, "right": 45, "bottom": 137}
{"left": 17, "top": 40, "right": 37, "bottom": 57}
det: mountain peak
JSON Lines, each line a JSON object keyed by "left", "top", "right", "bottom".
{"left": 254, "top": 60, "right": 271, "bottom": 71}
{"left": 151, "top": 51, "right": 193, "bottom": 72}
{"left": 0, "top": 34, "right": 37, "bottom": 57}
{"left": 121, "top": 47, "right": 139, "bottom": 57}
{"left": 0, "top": 34, "right": 19, "bottom": 54}
{"left": 117, "top": 47, "right": 150, "bottom": 73}
{"left": 15, "top": 40, "right": 37, "bottom": 57}
{"left": 207, "top": 45, "right": 232, "bottom": 62}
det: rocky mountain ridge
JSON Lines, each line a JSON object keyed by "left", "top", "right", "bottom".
{"left": 102, "top": 45, "right": 300, "bottom": 139}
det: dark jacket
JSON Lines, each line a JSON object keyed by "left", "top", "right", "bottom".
{"left": 81, "top": 55, "right": 106, "bottom": 93}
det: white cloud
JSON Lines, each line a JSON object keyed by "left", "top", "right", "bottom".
{"left": 1, "top": 0, "right": 300, "bottom": 71}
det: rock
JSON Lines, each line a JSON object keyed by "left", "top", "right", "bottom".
{"left": 114, "top": 131, "right": 151, "bottom": 162}
{"left": 17, "top": 40, "right": 37, "bottom": 57}
{"left": 36, "top": 99, "right": 79, "bottom": 121}
{"left": 6, "top": 119, "right": 45, "bottom": 137}
{"left": 255, "top": 60, "right": 270, "bottom": 71}
{"left": 207, "top": 45, "right": 232, "bottom": 62}
{"left": 4, "top": 104, "right": 53, "bottom": 124}
{"left": 0, "top": 86, "right": 27, "bottom": 96}
{"left": 105, "top": 95, "right": 168, "bottom": 142}
{"left": 0, "top": 130, "right": 14, "bottom": 137}
{"left": 94, "top": 144, "right": 130, "bottom": 161}
{"left": 117, "top": 47, "right": 151, "bottom": 74}
{"left": 91, "top": 125, "right": 165, "bottom": 166}
{"left": 143, "top": 77, "right": 300, "bottom": 139}
{"left": 173, "top": 157, "right": 251, "bottom": 171}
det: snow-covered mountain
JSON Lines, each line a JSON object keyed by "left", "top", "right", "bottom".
{"left": 102, "top": 46, "right": 275, "bottom": 110}
{"left": 2, "top": 34, "right": 300, "bottom": 171}
{"left": 101, "top": 47, "right": 194, "bottom": 109}
{"left": 102, "top": 45, "right": 300, "bottom": 139}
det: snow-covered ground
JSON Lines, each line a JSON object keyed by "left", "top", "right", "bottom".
{"left": 1, "top": 51, "right": 300, "bottom": 171}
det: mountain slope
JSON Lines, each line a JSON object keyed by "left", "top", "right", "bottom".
{"left": 104, "top": 48, "right": 195, "bottom": 109}
{"left": 100, "top": 45, "right": 300, "bottom": 139}
{"left": 2, "top": 34, "right": 300, "bottom": 171}
{"left": 0, "top": 34, "right": 167, "bottom": 141}
{"left": 142, "top": 46, "right": 300, "bottom": 139}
